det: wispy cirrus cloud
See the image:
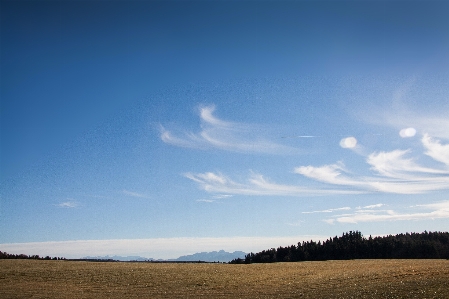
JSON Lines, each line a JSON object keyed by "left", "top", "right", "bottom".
{"left": 122, "top": 190, "right": 150, "bottom": 199}
{"left": 358, "top": 203, "right": 385, "bottom": 209}
{"left": 55, "top": 201, "right": 78, "bottom": 208}
{"left": 366, "top": 148, "right": 448, "bottom": 178}
{"left": 422, "top": 134, "right": 449, "bottom": 167}
{"left": 302, "top": 207, "right": 351, "bottom": 214}
{"left": 212, "top": 194, "right": 233, "bottom": 199}
{"left": 196, "top": 199, "right": 217, "bottom": 203}
{"left": 160, "top": 105, "right": 298, "bottom": 154}
{"left": 196, "top": 194, "right": 233, "bottom": 203}
{"left": 294, "top": 163, "right": 361, "bottom": 187}
{"left": 324, "top": 200, "right": 449, "bottom": 224}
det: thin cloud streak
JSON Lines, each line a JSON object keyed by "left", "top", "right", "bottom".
{"left": 422, "top": 134, "right": 449, "bottom": 167}
{"left": 160, "top": 105, "right": 299, "bottom": 154}
{"left": 55, "top": 201, "right": 78, "bottom": 208}
{"left": 196, "top": 199, "right": 216, "bottom": 203}
{"left": 122, "top": 190, "right": 150, "bottom": 199}
{"left": 185, "top": 171, "right": 363, "bottom": 197}
{"left": 302, "top": 207, "right": 351, "bottom": 214}
{"left": 358, "top": 203, "right": 385, "bottom": 209}
{"left": 212, "top": 194, "right": 233, "bottom": 199}
{"left": 325, "top": 200, "right": 449, "bottom": 224}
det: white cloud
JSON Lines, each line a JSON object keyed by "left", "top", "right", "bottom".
{"left": 199, "top": 105, "right": 231, "bottom": 127}
{"left": 324, "top": 200, "right": 449, "bottom": 224}
{"left": 399, "top": 127, "right": 416, "bottom": 138}
{"left": 302, "top": 207, "right": 351, "bottom": 214}
{"left": 160, "top": 105, "right": 298, "bottom": 154}
{"left": 196, "top": 194, "right": 233, "bottom": 203}
{"left": 339, "top": 137, "right": 357, "bottom": 148}
{"left": 413, "top": 201, "right": 449, "bottom": 213}
{"left": 294, "top": 163, "right": 360, "bottom": 186}
{"left": 212, "top": 194, "right": 233, "bottom": 199}
{"left": 159, "top": 126, "right": 204, "bottom": 149}
{"left": 122, "top": 190, "right": 150, "bottom": 199}
{"left": 367, "top": 149, "right": 448, "bottom": 178}
{"left": 196, "top": 199, "right": 216, "bottom": 203}
{"left": 422, "top": 134, "right": 449, "bottom": 167}
{"left": 55, "top": 201, "right": 78, "bottom": 208}
{"left": 0, "top": 235, "right": 328, "bottom": 260}
{"left": 359, "top": 203, "right": 385, "bottom": 209}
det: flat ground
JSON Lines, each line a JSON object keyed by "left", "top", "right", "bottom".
{"left": 1, "top": 259, "right": 448, "bottom": 298}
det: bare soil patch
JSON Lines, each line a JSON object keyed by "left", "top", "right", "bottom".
{"left": 1, "top": 259, "right": 448, "bottom": 298}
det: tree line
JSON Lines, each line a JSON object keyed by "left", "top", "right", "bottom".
{"left": 230, "top": 231, "right": 449, "bottom": 264}
{"left": 0, "top": 251, "right": 66, "bottom": 260}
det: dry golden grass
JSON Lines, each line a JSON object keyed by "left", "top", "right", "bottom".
{"left": 1, "top": 259, "right": 448, "bottom": 298}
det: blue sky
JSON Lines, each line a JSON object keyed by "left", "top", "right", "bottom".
{"left": 1, "top": 1, "right": 449, "bottom": 259}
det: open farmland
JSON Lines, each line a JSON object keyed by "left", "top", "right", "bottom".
{"left": 1, "top": 259, "right": 448, "bottom": 298}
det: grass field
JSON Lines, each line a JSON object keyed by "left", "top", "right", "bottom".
{"left": 1, "top": 259, "right": 448, "bottom": 298}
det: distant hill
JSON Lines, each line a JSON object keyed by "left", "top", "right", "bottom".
{"left": 82, "top": 255, "right": 152, "bottom": 261}
{"left": 170, "top": 250, "right": 247, "bottom": 263}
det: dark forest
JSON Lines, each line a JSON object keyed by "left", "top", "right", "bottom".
{"left": 230, "top": 231, "right": 449, "bottom": 264}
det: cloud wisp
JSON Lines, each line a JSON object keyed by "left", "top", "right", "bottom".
{"left": 185, "top": 171, "right": 363, "bottom": 197}
{"left": 122, "top": 190, "right": 151, "bottom": 199}
{"left": 358, "top": 203, "right": 385, "bottom": 209}
{"left": 160, "top": 105, "right": 298, "bottom": 154}
{"left": 422, "top": 134, "right": 449, "bottom": 167}
{"left": 324, "top": 200, "right": 449, "bottom": 224}
{"left": 196, "top": 194, "right": 233, "bottom": 203}
{"left": 55, "top": 201, "right": 78, "bottom": 208}
{"left": 302, "top": 207, "right": 351, "bottom": 214}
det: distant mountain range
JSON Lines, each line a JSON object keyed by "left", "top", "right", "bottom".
{"left": 82, "top": 250, "right": 246, "bottom": 263}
